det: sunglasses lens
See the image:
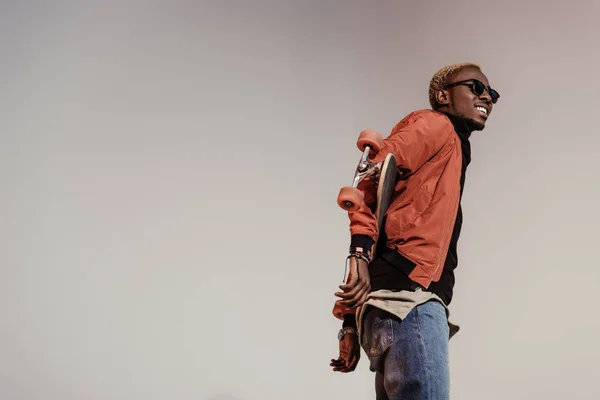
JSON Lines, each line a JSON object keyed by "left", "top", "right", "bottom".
{"left": 472, "top": 80, "right": 485, "bottom": 96}
{"left": 474, "top": 80, "right": 500, "bottom": 104}
{"left": 490, "top": 89, "right": 499, "bottom": 103}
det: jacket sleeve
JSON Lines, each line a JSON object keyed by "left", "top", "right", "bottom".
{"left": 348, "top": 110, "right": 454, "bottom": 248}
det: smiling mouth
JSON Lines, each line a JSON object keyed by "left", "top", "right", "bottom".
{"left": 475, "top": 106, "right": 488, "bottom": 115}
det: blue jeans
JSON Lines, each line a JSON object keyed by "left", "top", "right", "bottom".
{"left": 360, "top": 300, "right": 450, "bottom": 400}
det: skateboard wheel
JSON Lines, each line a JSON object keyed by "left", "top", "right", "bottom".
{"left": 337, "top": 186, "right": 364, "bottom": 212}
{"left": 357, "top": 129, "right": 383, "bottom": 154}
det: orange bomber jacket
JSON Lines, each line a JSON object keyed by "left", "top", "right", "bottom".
{"left": 335, "top": 109, "right": 464, "bottom": 319}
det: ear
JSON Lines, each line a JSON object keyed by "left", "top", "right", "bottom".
{"left": 436, "top": 89, "right": 449, "bottom": 106}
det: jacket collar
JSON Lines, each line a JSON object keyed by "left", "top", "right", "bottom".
{"left": 441, "top": 111, "right": 472, "bottom": 166}
{"left": 441, "top": 112, "right": 472, "bottom": 143}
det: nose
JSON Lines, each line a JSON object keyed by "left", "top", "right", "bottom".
{"left": 480, "top": 89, "right": 491, "bottom": 101}
{"left": 479, "top": 90, "right": 492, "bottom": 105}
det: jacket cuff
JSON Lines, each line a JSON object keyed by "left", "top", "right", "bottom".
{"left": 350, "top": 234, "right": 374, "bottom": 250}
{"left": 342, "top": 314, "right": 356, "bottom": 328}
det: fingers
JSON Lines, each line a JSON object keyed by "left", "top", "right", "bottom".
{"left": 336, "top": 276, "right": 364, "bottom": 298}
{"left": 330, "top": 358, "right": 352, "bottom": 372}
{"left": 330, "top": 357, "right": 347, "bottom": 372}
{"left": 334, "top": 290, "right": 368, "bottom": 309}
{"left": 335, "top": 278, "right": 367, "bottom": 300}
{"left": 330, "top": 355, "right": 352, "bottom": 372}
{"left": 354, "top": 289, "right": 370, "bottom": 308}
{"left": 345, "top": 284, "right": 371, "bottom": 308}
{"left": 336, "top": 275, "right": 368, "bottom": 298}
{"left": 335, "top": 281, "right": 370, "bottom": 308}
{"left": 330, "top": 353, "right": 359, "bottom": 373}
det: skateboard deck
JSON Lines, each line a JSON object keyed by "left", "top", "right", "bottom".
{"left": 373, "top": 152, "right": 396, "bottom": 255}
{"left": 333, "top": 130, "right": 397, "bottom": 320}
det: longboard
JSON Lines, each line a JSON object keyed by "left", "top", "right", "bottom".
{"left": 332, "top": 130, "right": 397, "bottom": 320}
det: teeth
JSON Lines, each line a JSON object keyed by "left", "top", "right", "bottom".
{"left": 476, "top": 106, "right": 487, "bottom": 114}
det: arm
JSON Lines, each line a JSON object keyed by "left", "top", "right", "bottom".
{"left": 348, "top": 110, "right": 454, "bottom": 248}
{"left": 333, "top": 111, "right": 453, "bottom": 317}
{"left": 330, "top": 111, "right": 453, "bottom": 372}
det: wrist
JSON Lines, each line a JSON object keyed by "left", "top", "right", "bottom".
{"left": 343, "top": 314, "right": 356, "bottom": 328}
{"left": 350, "top": 235, "right": 374, "bottom": 264}
{"left": 349, "top": 247, "right": 372, "bottom": 264}
{"left": 338, "top": 326, "right": 358, "bottom": 340}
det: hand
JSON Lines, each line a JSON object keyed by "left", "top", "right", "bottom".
{"left": 330, "top": 329, "right": 360, "bottom": 373}
{"left": 334, "top": 256, "right": 371, "bottom": 309}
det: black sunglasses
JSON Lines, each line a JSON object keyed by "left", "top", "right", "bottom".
{"left": 444, "top": 79, "right": 500, "bottom": 104}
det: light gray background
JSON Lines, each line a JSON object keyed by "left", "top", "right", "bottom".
{"left": 2, "top": 1, "right": 599, "bottom": 399}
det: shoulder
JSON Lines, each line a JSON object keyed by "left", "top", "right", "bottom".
{"left": 391, "top": 109, "right": 453, "bottom": 135}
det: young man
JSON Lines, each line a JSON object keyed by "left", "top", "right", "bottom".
{"left": 330, "top": 62, "right": 499, "bottom": 399}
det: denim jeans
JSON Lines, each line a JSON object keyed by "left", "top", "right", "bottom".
{"left": 360, "top": 300, "right": 450, "bottom": 400}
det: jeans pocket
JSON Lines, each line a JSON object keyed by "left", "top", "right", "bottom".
{"left": 361, "top": 309, "right": 395, "bottom": 358}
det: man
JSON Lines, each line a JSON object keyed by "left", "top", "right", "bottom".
{"left": 330, "top": 62, "right": 499, "bottom": 399}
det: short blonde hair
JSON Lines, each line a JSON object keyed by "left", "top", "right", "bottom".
{"left": 428, "top": 62, "right": 481, "bottom": 108}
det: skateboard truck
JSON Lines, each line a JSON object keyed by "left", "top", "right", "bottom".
{"left": 337, "top": 129, "right": 384, "bottom": 212}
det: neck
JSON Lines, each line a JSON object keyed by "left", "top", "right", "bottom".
{"left": 438, "top": 110, "right": 473, "bottom": 167}
{"left": 439, "top": 111, "right": 472, "bottom": 142}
